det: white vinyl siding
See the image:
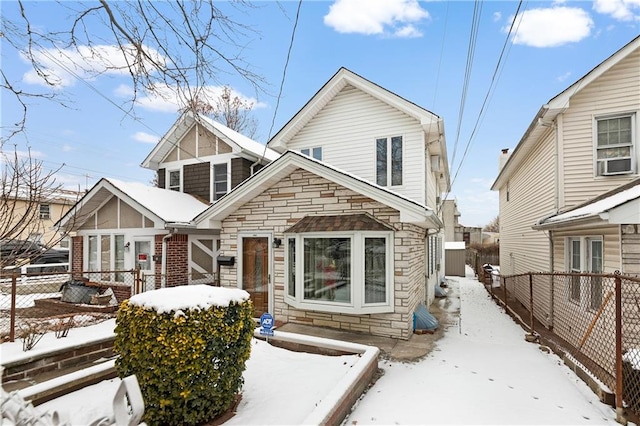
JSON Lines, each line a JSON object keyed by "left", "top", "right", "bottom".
{"left": 552, "top": 226, "right": 620, "bottom": 273}
{"left": 498, "top": 129, "right": 556, "bottom": 276}
{"left": 560, "top": 47, "right": 640, "bottom": 208}
{"left": 286, "top": 85, "right": 428, "bottom": 205}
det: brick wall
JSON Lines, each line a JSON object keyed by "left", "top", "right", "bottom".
{"left": 166, "top": 234, "right": 188, "bottom": 287}
{"left": 71, "top": 235, "right": 84, "bottom": 278}
{"left": 217, "top": 169, "right": 426, "bottom": 340}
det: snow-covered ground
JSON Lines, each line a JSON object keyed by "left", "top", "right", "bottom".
{"left": 2, "top": 270, "right": 629, "bottom": 425}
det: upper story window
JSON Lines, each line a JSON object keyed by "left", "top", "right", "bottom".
{"left": 39, "top": 203, "right": 51, "bottom": 220}
{"left": 300, "top": 147, "right": 322, "bottom": 161}
{"left": 213, "top": 163, "right": 228, "bottom": 201}
{"left": 595, "top": 114, "right": 635, "bottom": 176}
{"left": 376, "top": 136, "right": 403, "bottom": 186}
{"left": 168, "top": 169, "right": 181, "bottom": 191}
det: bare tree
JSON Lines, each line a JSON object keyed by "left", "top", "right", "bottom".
{"left": 0, "top": 147, "right": 79, "bottom": 268}
{"left": 1, "top": 0, "right": 267, "bottom": 141}
{"left": 184, "top": 86, "right": 258, "bottom": 138}
{"left": 483, "top": 215, "right": 499, "bottom": 233}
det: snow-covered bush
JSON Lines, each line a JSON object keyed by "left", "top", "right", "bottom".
{"left": 113, "top": 285, "right": 254, "bottom": 425}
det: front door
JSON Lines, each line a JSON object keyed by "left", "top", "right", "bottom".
{"left": 241, "top": 236, "right": 270, "bottom": 317}
{"left": 134, "top": 239, "right": 154, "bottom": 292}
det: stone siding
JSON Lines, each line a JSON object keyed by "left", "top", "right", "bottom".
{"left": 217, "top": 169, "right": 426, "bottom": 340}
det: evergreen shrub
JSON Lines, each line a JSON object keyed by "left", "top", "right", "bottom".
{"left": 114, "top": 285, "right": 254, "bottom": 425}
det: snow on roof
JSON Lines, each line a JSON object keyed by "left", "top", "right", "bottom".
{"left": 540, "top": 183, "right": 640, "bottom": 225}
{"left": 128, "top": 284, "right": 250, "bottom": 314}
{"left": 106, "top": 178, "right": 210, "bottom": 223}
{"left": 445, "top": 241, "right": 466, "bottom": 250}
{"left": 199, "top": 115, "right": 281, "bottom": 161}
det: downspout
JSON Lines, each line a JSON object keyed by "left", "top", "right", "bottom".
{"left": 549, "top": 230, "right": 554, "bottom": 330}
{"left": 161, "top": 231, "right": 174, "bottom": 288}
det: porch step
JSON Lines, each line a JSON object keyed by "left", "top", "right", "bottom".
{"left": 16, "top": 359, "right": 117, "bottom": 406}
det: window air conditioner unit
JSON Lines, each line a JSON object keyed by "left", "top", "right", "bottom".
{"left": 598, "top": 158, "right": 632, "bottom": 176}
{"left": 431, "top": 155, "right": 441, "bottom": 172}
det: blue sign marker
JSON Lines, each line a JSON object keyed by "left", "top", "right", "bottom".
{"left": 259, "top": 312, "right": 274, "bottom": 337}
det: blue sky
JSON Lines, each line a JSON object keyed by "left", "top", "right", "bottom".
{"left": 1, "top": 1, "right": 639, "bottom": 227}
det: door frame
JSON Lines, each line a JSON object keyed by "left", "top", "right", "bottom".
{"left": 237, "top": 231, "right": 273, "bottom": 315}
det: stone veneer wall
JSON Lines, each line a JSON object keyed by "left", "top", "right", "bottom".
{"left": 622, "top": 224, "right": 640, "bottom": 275}
{"left": 217, "top": 169, "right": 426, "bottom": 340}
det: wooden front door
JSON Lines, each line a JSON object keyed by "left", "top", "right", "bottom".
{"left": 242, "top": 237, "right": 269, "bottom": 317}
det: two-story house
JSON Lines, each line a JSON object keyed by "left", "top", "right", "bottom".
{"left": 195, "top": 68, "right": 449, "bottom": 340}
{"left": 57, "top": 113, "right": 279, "bottom": 289}
{"left": 58, "top": 68, "right": 449, "bottom": 340}
{"left": 491, "top": 36, "right": 640, "bottom": 307}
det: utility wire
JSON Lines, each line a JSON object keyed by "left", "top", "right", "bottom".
{"left": 444, "top": 0, "right": 525, "bottom": 207}
{"left": 256, "top": 0, "right": 303, "bottom": 165}
{"left": 449, "top": 0, "right": 483, "bottom": 170}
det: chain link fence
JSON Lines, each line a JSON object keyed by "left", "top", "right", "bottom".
{"left": 486, "top": 272, "right": 640, "bottom": 423}
{"left": 0, "top": 269, "right": 137, "bottom": 344}
{"left": 1, "top": 268, "right": 219, "bottom": 346}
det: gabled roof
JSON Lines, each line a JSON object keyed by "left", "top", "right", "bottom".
{"left": 533, "top": 178, "right": 640, "bottom": 230}
{"left": 56, "top": 178, "right": 210, "bottom": 231}
{"left": 492, "top": 35, "right": 640, "bottom": 190}
{"left": 267, "top": 67, "right": 444, "bottom": 153}
{"left": 194, "top": 150, "right": 442, "bottom": 230}
{"left": 141, "top": 111, "right": 280, "bottom": 170}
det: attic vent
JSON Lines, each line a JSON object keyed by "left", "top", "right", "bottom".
{"left": 431, "top": 155, "right": 441, "bottom": 172}
{"left": 436, "top": 196, "right": 441, "bottom": 205}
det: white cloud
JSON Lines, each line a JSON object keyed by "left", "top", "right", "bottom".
{"left": 132, "top": 132, "right": 159, "bottom": 144}
{"left": 493, "top": 12, "right": 502, "bottom": 22}
{"left": 115, "top": 83, "right": 267, "bottom": 114}
{"left": 324, "top": 0, "right": 429, "bottom": 37}
{"left": 556, "top": 71, "right": 572, "bottom": 82}
{"left": 594, "top": 0, "right": 640, "bottom": 21}
{"left": 506, "top": 7, "right": 594, "bottom": 47}
{"left": 62, "top": 144, "right": 73, "bottom": 152}
{"left": 22, "top": 44, "right": 166, "bottom": 88}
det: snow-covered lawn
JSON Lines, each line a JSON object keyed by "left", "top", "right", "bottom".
{"left": 2, "top": 271, "right": 630, "bottom": 425}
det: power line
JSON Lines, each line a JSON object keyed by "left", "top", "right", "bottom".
{"left": 446, "top": 0, "right": 525, "bottom": 203}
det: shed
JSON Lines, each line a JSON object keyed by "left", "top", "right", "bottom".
{"left": 444, "top": 241, "right": 466, "bottom": 277}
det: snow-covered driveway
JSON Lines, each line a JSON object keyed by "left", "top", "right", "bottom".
{"left": 345, "top": 271, "right": 621, "bottom": 425}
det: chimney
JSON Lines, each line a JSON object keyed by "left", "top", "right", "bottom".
{"left": 499, "top": 148, "right": 510, "bottom": 171}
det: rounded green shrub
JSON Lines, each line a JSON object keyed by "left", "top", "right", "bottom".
{"left": 114, "top": 285, "right": 254, "bottom": 425}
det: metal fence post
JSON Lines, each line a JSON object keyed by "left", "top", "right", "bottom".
{"left": 10, "top": 272, "right": 17, "bottom": 342}
{"left": 503, "top": 275, "right": 508, "bottom": 312}
{"left": 615, "top": 272, "right": 624, "bottom": 423}
{"left": 529, "top": 274, "right": 535, "bottom": 335}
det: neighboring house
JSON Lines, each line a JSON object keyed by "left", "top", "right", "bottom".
{"left": 441, "top": 199, "right": 461, "bottom": 242}
{"left": 57, "top": 68, "right": 450, "bottom": 341}
{"left": 57, "top": 113, "right": 280, "bottom": 288}
{"left": 195, "top": 68, "right": 449, "bottom": 340}
{"left": 3, "top": 187, "right": 82, "bottom": 249}
{"left": 491, "top": 35, "right": 640, "bottom": 278}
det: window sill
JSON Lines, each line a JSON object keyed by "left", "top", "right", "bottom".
{"left": 284, "top": 297, "right": 394, "bottom": 315}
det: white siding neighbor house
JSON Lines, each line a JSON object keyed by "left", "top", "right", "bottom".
{"left": 492, "top": 35, "right": 640, "bottom": 277}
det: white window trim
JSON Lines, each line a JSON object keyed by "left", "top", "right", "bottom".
{"left": 212, "top": 161, "right": 229, "bottom": 201}
{"left": 565, "top": 235, "right": 604, "bottom": 305}
{"left": 593, "top": 112, "right": 637, "bottom": 177}
{"left": 167, "top": 168, "right": 182, "bottom": 191}
{"left": 284, "top": 231, "right": 394, "bottom": 315}
{"left": 300, "top": 147, "right": 323, "bottom": 161}
{"left": 375, "top": 134, "right": 404, "bottom": 187}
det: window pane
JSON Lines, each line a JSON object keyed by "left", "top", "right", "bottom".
{"left": 115, "top": 235, "right": 125, "bottom": 282}
{"left": 571, "top": 239, "right": 581, "bottom": 271}
{"left": 301, "top": 148, "right": 310, "bottom": 156}
{"left": 88, "top": 236, "right": 98, "bottom": 271}
{"left": 365, "top": 238, "right": 386, "bottom": 303}
{"left": 376, "top": 138, "right": 387, "bottom": 186}
{"left": 598, "top": 116, "right": 632, "bottom": 147}
{"left": 287, "top": 238, "right": 296, "bottom": 297}
{"left": 303, "top": 238, "right": 350, "bottom": 302}
{"left": 214, "top": 163, "right": 228, "bottom": 200}
{"left": 391, "top": 136, "right": 403, "bottom": 186}
{"left": 101, "top": 235, "right": 110, "bottom": 280}
{"left": 312, "top": 147, "right": 322, "bottom": 161}
{"left": 169, "top": 170, "right": 180, "bottom": 191}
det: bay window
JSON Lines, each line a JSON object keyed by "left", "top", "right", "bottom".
{"left": 284, "top": 231, "right": 394, "bottom": 314}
